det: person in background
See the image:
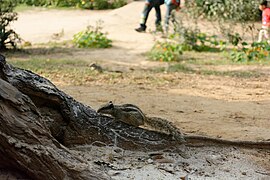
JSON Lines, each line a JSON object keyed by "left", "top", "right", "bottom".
{"left": 258, "top": 0, "right": 270, "bottom": 43}
{"left": 135, "top": 0, "right": 164, "bottom": 32}
{"left": 164, "top": 0, "right": 181, "bottom": 33}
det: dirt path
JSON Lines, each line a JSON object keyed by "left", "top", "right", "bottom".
{"left": 13, "top": 2, "right": 165, "bottom": 66}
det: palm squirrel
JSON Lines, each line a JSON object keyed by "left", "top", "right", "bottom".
{"left": 97, "top": 101, "right": 270, "bottom": 149}
{"left": 97, "top": 101, "right": 185, "bottom": 142}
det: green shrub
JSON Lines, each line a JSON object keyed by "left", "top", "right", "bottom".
{"left": 0, "top": 0, "right": 20, "bottom": 50}
{"left": 78, "top": 0, "right": 93, "bottom": 9}
{"left": 111, "top": 0, "right": 127, "bottom": 9}
{"left": 19, "top": 0, "right": 127, "bottom": 9}
{"left": 73, "top": 22, "right": 112, "bottom": 48}
{"left": 93, "top": 0, "right": 109, "bottom": 9}
{"left": 171, "top": 29, "right": 224, "bottom": 52}
{"left": 79, "top": 0, "right": 127, "bottom": 9}
{"left": 184, "top": 0, "right": 260, "bottom": 44}
{"left": 229, "top": 42, "right": 270, "bottom": 62}
{"left": 185, "top": 0, "right": 260, "bottom": 22}
{"left": 149, "top": 42, "right": 183, "bottom": 62}
{"left": 20, "top": 0, "right": 47, "bottom": 6}
{"left": 54, "top": 0, "right": 80, "bottom": 7}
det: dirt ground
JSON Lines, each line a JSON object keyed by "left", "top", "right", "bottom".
{"left": 11, "top": 1, "right": 270, "bottom": 142}
{"left": 7, "top": 1, "right": 270, "bottom": 179}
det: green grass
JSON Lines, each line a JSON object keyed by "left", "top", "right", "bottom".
{"left": 152, "top": 60, "right": 265, "bottom": 78}
{"left": 8, "top": 58, "right": 124, "bottom": 85}
{"left": 15, "top": 4, "right": 38, "bottom": 12}
{"left": 4, "top": 40, "right": 268, "bottom": 85}
{"left": 10, "top": 58, "right": 87, "bottom": 70}
{"left": 183, "top": 51, "right": 270, "bottom": 66}
{"left": 153, "top": 63, "right": 264, "bottom": 78}
{"left": 9, "top": 58, "right": 95, "bottom": 84}
{"left": 166, "top": 64, "right": 195, "bottom": 73}
{"left": 15, "top": 4, "right": 79, "bottom": 12}
{"left": 199, "top": 69, "right": 263, "bottom": 78}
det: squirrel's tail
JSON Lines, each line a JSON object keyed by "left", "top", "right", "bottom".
{"left": 144, "top": 117, "right": 185, "bottom": 142}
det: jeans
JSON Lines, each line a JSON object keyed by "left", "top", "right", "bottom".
{"left": 140, "top": 0, "right": 164, "bottom": 29}
{"left": 165, "top": 4, "right": 178, "bottom": 32}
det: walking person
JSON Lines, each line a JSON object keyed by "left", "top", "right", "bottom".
{"left": 164, "top": 0, "right": 181, "bottom": 33}
{"left": 258, "top": 1, "right": 270, "bottom": 43}
{"left": 135, "top": 0, "right": 164, "bottom": 32}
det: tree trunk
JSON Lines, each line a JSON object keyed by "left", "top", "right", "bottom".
{"left": 0, "top": 54, "right": 179, "bottom": 179}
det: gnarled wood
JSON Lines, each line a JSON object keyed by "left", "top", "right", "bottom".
{"left": 0, "top": 54, "right": 180, "bottom": 179}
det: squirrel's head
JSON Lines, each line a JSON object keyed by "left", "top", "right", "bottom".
{"left": 97, "top": 101, "right": 114, "bottom": 114}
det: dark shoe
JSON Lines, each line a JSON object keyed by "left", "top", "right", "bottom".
{"left": 135, "top": 26, "right": 146, "bottom": 32}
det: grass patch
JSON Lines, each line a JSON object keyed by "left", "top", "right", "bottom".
{"left": 15, "top": 4, "right": 39, "bottom": 12}
{"left": 8, "top": 58, "right": 100, "bottom": 85}
{"left": 10, "top": 58, "right": 87, "bottom": 70}
{"left": 166, "top": 64, "right": 195, "bottom": 73}
{"left": 199, "top": 69, "right": 263, "bottom": 78}
{"left": 153, "top": 63, "right": 264, "bottom": 78}
{"left": 8, "top": 58, "right": 125, "bottom": 86}
{"left": 181, "top": 51, "right": 231, "bottom": 65}
{"left": 15, "top": 4, "right": 79, "bottom": 12}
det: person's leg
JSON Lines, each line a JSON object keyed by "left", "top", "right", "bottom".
{"left": 136, "top": 3, "right": 153, "bottom": 32}
{"left": 258, "top": 28, "right": 268, "bottom": 42}
{"left": 263, "top": 28, "right": 269, "bottom": 39}
{"left": 154, "top": 5, "right": 162, "bottom": 31}
{"left": 258, "top": 29, "right": 264, "bottom": 42}
{"left": 165, "top": 4, "right": 176, "bottom": 33}
{"left": 263, "top": 28, "right": 270, "bottom": 43}
{"left": 266, "top": 28, "right": 270, "bottom": 44}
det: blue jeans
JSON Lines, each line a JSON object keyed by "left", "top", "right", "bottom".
{"left": 165, "top": 4, "right": 178, "bottom": 32}
{"left": 140, "top": 0, "right": 164, "bottom": 29}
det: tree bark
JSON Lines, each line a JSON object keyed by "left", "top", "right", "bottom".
{"left": 0, "top": 54, "right": 180, "bottom": 179}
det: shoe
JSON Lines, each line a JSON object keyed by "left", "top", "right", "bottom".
{"left": 135, "top": 26, "right": 146, "bottom": 32}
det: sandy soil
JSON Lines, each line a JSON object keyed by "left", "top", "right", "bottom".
{"left": 7, "top": 1, "right": 270, "bottom": 179}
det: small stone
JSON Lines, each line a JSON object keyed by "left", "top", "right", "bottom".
{"left": 107, "top": 170, "right": 121, "bottom": 176}
{"left": 114, "top": 148, "right": 122, "bottom": 153}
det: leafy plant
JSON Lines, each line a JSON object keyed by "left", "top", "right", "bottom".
{"left": 185, "top": 0, "right": 260, "bottom": 22}
{"left": 19, "top": 0, "right": 127, "bottom": 9}
{"left": 111, "top": 0, "right": 127, "bottom": 9}
{"left": 72, "top": 21, "right": 112, "bottom": 48}
{"left": 170, "top": 17, "right": 225, "bottom": 52}
{"left": 149, "top": 41, "right": 183, "bottom": 62}
{"left": 172, "top": 30, "right": 224, "bottom": 52}
{"left": 229, "top": 42, "right": 270, "bottom": 62}
{"left": 0, "top": 0, "right": 20, "bottom": 50}
{"left": 184, "top": 0, "right": 260, "bottom": 45}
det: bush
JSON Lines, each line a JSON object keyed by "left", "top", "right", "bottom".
{"left": 185, "top": 0, "right": 260, "bottom": 22}
{"left": 230, "top": 42, "right": 270, "bottom": 62}
{"left": 111, "top": 0, "right": 127, "bottom": 9}
{"left": 20, "top": 0, "right": 49, "bottom": 6}
{"left": 149, "top": 42, "right": 183, "bottom": 62}
{"left": 72, "top": 22, "right": 112, "bottom": 48}
{"left": 0, "top": 0, "right": 20, "bottom": 50}
{"left": 19, "top": 0, "right": 127, "bottom": 9}
{"left": 184, "top": 0, "right": 260, "bottom": 43}
{"left": 169, "top": 17, "right": 225, "bottom": 53}
{"left": 171, "top": 29, "right": 224, "bottom": 52}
